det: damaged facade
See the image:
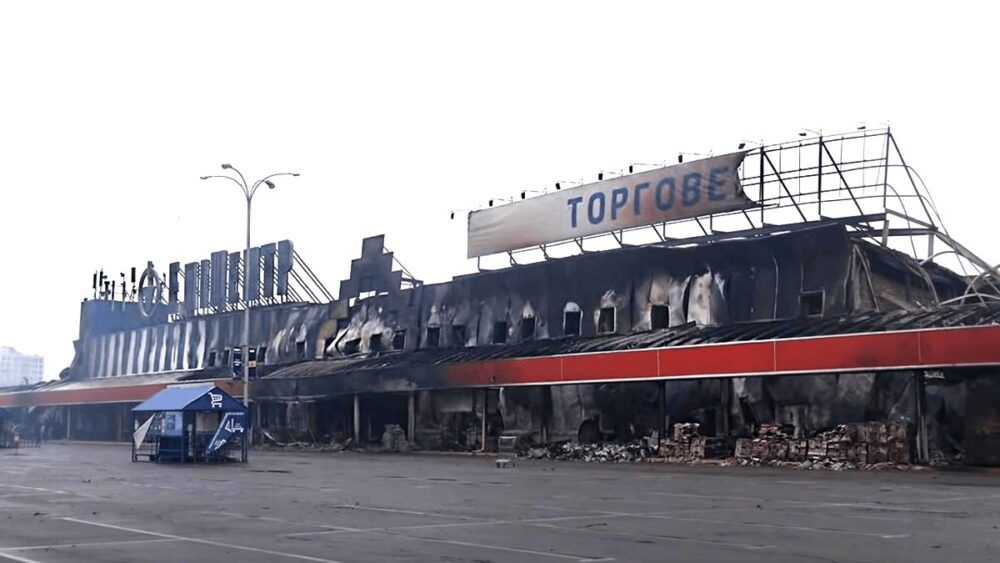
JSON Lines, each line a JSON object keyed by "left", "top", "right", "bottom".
{"left": 5, "top": 223, "right": 997, "bottom": 466}
{"left": 2, "top": 129, "right": 999, "bottom": 466}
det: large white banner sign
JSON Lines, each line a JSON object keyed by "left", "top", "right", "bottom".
{"left": 467, "top": 152, "right": 752, "bottom": 258}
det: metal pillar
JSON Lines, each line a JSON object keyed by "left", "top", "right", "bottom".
{"left": 481, "top": 388, "right": 488, "bottom": 452}
{"left": 720, "top": 378, "right": 731, "bottom": 438}
{"left": 353, "top": 394, "right": 361, "bottom": 444}
{"left": 66, "top": 406, "right": 71, "bottom": 440}
{"left": 658, "top": 381, "right": 667, "bottom": 440}
{"left": 407, "top": 392, "right": 416, "bottom": 443}
{"left": 914, "top": 372, "right": 929, "bottom": 463}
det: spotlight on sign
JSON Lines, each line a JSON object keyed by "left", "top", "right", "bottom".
{"left": 450, "top": 212, "right": 455, "bottom": 220}
{"left": 521, "top": 191, "right": 526, "bottom": 199}
{"left": 555, "top": 183, "right": 561, "bottom": 190}
{"left": 628, "top": 165, "right": 633, "bottom": 174}
{"left": 738, "top": 142, "right": 746, "bottom": 150}
{"left": 677, "top": 154, "right": 683, "bottom": 163}
{"left": 489, "top": 199, "right": 494, "bottom": 207}
{"left": 598, "top": 173, "right": 603, "bottom": 181}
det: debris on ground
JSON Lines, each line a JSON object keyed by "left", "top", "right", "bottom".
{"left": 381, "top": 424, "right": 411, "bottom": 453}
{"left": 523, "top": 440, "right": 654, "bottom": 463}
{"left": 729, "top": 422, "right": 912, "bottom": 470}
{"left": 658, "top": 423, "right": 707, "bottom": 462}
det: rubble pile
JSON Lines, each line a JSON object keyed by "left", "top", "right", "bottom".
{"left": 657, "top": 423, "right": 707, "bottom": 462}
{"left": 733, "top": 422, "right": 911, "bottom": 469}
{"left": 524, "top": 440, "right": 653, "bottom": 463}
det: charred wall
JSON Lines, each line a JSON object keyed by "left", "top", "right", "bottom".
{"left": 69, "top": 303, "right": 334, "bottom": 379}
{"left": 329, "top": 224, "right": 859, "bottom": 358}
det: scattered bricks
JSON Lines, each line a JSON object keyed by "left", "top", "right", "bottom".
{"left": 673, "top": 423, "right": 701, "bottom": 441}
{"left": 732, "top": 421, "right": 912, "bottom": 470}
{"left": 788, "top": 440, "right": 809, "bottom": 462}
{"left": 807, "top": 438, "right": 827, "bottom": 460}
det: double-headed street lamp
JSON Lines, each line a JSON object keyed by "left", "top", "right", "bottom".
{"left": 200, "top": 165, "right": 299, "bottom": 416}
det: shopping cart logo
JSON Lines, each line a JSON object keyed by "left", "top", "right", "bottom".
{"left": 209, "top": 393, "right": 223, "bottom": 408}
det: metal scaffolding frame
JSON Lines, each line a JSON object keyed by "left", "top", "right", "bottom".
{"left": 486, "top": 129, "right": 993, "bottom": 288}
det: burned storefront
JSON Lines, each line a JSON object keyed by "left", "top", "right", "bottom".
{"left": 2, "top": 128, "right": 999, "bottom": 466}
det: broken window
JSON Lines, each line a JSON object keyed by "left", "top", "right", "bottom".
{"left": 801, "top": 291, "right": 824, "bottom": 317}
{"left": 336, "top": 318, "right": 349, "bottom": 332}
{"left": 520, "top": 317, "right": 536, "bottom": 341}
{"left": 342, "top": 339, "right": 361, "bottom": 355}
{"left": 369, "top": 333, "right": 383, "bottom": 353}
{"left": 425, "top": 326, "right": 440, "bottom": 348}
{"left": 564, "top": 310, "right": 582, "bottom": 336}
{"left": 296, "top": 340, "right": 307, "bottom": 359}
{"left": 598, "top": 307, "right": 616, "bottom": 334}
{"left": 221, "top": 349, "right": 230, "bottom": 369}
{"left": 207, "top": 351, "right": 217, "bottom": 368}
{"left": 651, "top": 305, "right": 670, "bottom": 330}
{"left": 452, "top": 325, "right": 467, "bottom": 347}
{"left": 492, "top": 321, "right": 508, "bottom": 344}
{"left": 392, "top": 331, "right": 406, "bottom": 350}
{"left": 257, "top": 346, "right": 268, "bottom": 364}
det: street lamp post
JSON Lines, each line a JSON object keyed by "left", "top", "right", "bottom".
{"left": 200, "top": 166, "right": 299, "bottom": 430}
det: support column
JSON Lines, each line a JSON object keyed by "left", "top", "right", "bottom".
{"left": 914, "top": 371, "right": 929, "bottom": 463}
{"left": 66, "top": 406, "right": 72, "bottom": 440}
{"left": 720, "top": 378, "right": 731, "bottom": 438}
{"left": 353, "top": 394, "right": 361, "bottom": 444}
{"left": 407, "top": 392, "right": 416, "bottom": 443}
{"left": 658, "top": 381, "right": 667, "bottom": 440}
{"left": 481, "top": 388, "right": 488, "bottom": 452}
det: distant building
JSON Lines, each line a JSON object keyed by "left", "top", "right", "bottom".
{"left": 0, "top": 347, "right": 44, "bottom": 388}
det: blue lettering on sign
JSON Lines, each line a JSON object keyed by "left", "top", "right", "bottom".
{"left": 610, "top": 188, "right": 629, "bottom": 220}
{"left": 633, "top": 182, "right": 650, "bottom": 215}
{"left": 567, "top": 197, "right": 584, "bottom": 228}
{"left": 682, "top": 173, "right": 701, "bottom": 206}
{"left": 655, "top": 178, "right": 676, "bottom": 211}
{"left": 587, "top": 193, "right": 606, "bottom": 224}
{"left": 708, "top": 167, "right": 728, "bottom": 201}
{"left": 564, "top": 165, "right": 738, "bottom": 231}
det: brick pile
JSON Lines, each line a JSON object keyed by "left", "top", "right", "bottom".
{"left": 658, "top": 423, "right": 706, "bottom": 461}
{"left": 734, "top": 422, "right": 910, "bottom": 467}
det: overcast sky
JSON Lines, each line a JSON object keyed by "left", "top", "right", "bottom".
{"left": 1, "top": 1, "right": 997, "bottom": 379}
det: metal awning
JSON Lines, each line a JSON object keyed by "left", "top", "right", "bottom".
{"left": 133, "top": 384, "right": 246, "bottom": 413}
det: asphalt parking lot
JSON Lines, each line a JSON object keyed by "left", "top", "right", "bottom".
{"left": 1, "top": 443, "right": 998, "bottom": 562}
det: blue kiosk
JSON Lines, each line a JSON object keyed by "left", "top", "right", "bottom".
{"left": 132, "top": 384, "right": 248, "bottom": 463}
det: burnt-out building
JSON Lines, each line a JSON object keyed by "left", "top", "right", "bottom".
{"left": 251, "top": 224, "right": 988, "bottom": 458}
{"left": 3, "top": 130, "right": 1000, "bottom": 465}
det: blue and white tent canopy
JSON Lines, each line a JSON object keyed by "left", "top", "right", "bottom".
{"left": 133, "top": 384, "right": 246, "bottom": 414}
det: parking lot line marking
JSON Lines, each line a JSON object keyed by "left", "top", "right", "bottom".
{"left": 528, "top": 521, "right": 773, "bottom": 551}
{"left": 281, "top": 513, "right": 631, "bottom": 538}
{"left": 378, "top": 531, "right": 613, "bottom": 562}
{"left": 0, "top": 552, "right": 42, "bottom": 563}
{"left": 643, "top": 512, "right": 910, "bottom": 539}
{"left": 202, "top": 511, "right": 359, "bottom": 532}
{"left": 0, "top": 484, "right": 69, "bottom": 495}
{"left": 0, "top": 484, "right": 100, "bottom": 500}
{"left": 61, "top": 517, "right": 348, "bottom": 563}
{"left": 326, "top": 504, "right": 483, "bottom": 521}
{"left": 2, "top": 538, "right": 178, "bottom": 552}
